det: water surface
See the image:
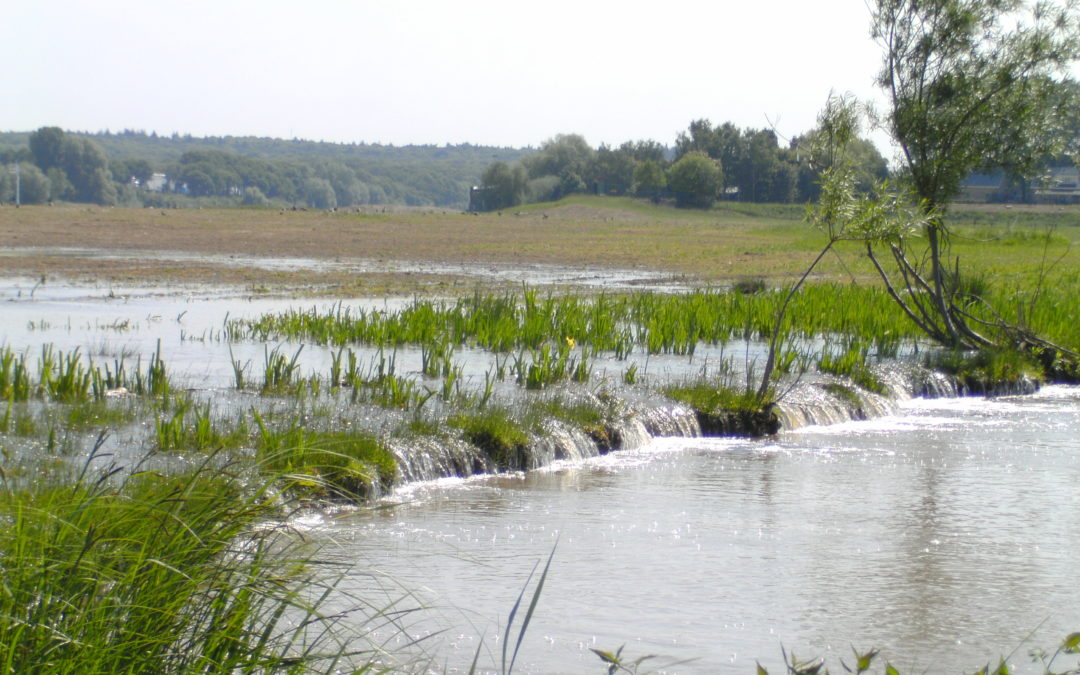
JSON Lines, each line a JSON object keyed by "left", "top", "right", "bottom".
{"left": 313, "top": 387, "right": 1080, "bottom": 673}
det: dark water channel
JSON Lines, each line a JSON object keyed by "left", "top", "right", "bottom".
{"left": 313, "top": 387, "right": 1080, "bottom": 673}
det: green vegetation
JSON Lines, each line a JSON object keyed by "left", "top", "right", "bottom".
{"left": 449, "top": 407, "right": 531, "bottom": 469}
{"left": 816, "top": 0, "right": 1080, "bottom": 369}
{"left": 0, "top": 445, "right": 362, "bottom": 673}
{"left": 475, "top": 121, "right": 890, "bottom": 211}
{"left": 254, "top": 421, "right": 397, "bottom": 500}
{"left": 0, "top": 344, "right": 169, "bottom": 403}
{"left": 664, "top": 379, "right": 780, "bottom": 436}
{"left": 0, "top": 128, "right": 524, "bottom": 208}
{"left": 926, "top": 348, "right": 1044, "bottom": 395}
{"left": 817, "top": 341, "right": 886, "bottom": 395}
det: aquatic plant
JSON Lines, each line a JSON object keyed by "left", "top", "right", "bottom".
{"left": 449, "top": 407, "right": 530, "bottom": 470}
{"left": 927, "top": 348, "right": 1043, "bottom": 395}
{"left": 816, "top": 340, "right": 886, "bottom": 394}
{"left": 262, "top": 344, "right": 304, "bottom": 392}
{"left": 664, "top": 379, "right": 779, "bottom": 436}
{"left": 154, "top": 396, "right": 249, "bottom": 454}
{"left": 254, "top": 417, "right": 397, "bottom": 500}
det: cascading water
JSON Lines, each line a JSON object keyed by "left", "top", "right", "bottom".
{"left": 387, "top": 435, "right": 492, "bottom": 484}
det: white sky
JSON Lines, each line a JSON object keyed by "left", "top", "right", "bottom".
{"left": 3, "top": 0, "right": 889, "bottom": 151}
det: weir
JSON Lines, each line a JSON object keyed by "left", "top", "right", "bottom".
{"left": 378, "top": 362, "right": 1035, "bottom": 488}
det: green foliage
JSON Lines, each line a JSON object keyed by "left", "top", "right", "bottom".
{"left": 0, "top": 447, "right": 358, "bottom": 673}
{"left": 477, "top": 160, "right": 528, "bottom": 210}
{"left": 255, "top": 421, "right": 397, "bottom": 500}
{"left": 665, "top": 379, "right": 780, "bottom": 436}
{"left": 13, "top": 163, "right": 51, "bottom": 204}
{"left": 858, "top": 0, "right": 1080, "bottom": 352}
{"left": 241, "top": 185, "right": 269, "bottom": 206}
{"left": 632, "top": 159, "right": 667, "bottom": 199}
{"left": 926, "top": 347, "right": 1043, "bottom": 394}
{"left": 817, "top": 341, "right": 886, "bottom": 394}
{"left": 449, "top": 407, "right": 530, "bottom": 469}
{"left": 667, "top": 152, "right": 722, "bottom": 208}
{"left": 874, "top": 0, "right": 1080, "bottom": 211}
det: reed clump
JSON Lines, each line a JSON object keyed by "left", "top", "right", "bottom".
{"left": 449, "top": 407, "right": 531, "bottom": 470}
{"left": 254, "top": 418, "right": 398, "bottom": 500}
{"left": 664, "top": 381, "right": 780, "bottom": 436}
{"left": 927, "top": 348, "right": 1044, "bottom": 395}
{"left": 0, "top": 445, "right": 362, "bottom": 673}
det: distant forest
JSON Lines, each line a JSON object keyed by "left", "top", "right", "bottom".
{"left": 2, "top": 120, "right": 1073, "bottom": 212}
{"left": 0, "top": 129, "right": 524, "bottom": 209}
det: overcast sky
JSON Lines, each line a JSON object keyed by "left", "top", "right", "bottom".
{"left": 4, "top": 0, "right": 889, "bottom": 151}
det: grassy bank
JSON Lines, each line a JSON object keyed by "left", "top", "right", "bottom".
{"left": 3, "top": 196, "right": 1078, "bottom": 295}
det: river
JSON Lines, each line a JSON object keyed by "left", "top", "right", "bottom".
{"left": 313, "top": 386, "right": 1080, "bottom": 673}
{"left": 3, "top": 280, "right": 1078, "bottom": 673}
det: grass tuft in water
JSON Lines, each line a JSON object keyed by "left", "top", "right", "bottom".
{"left": 928, "top": 348, "right": 1044, "bottom": 395}
{"left": 254, "top": 417, "right": 397, "bottom": 500}
{"left": 449, "top": 407, "right": 530, "bottom": 470}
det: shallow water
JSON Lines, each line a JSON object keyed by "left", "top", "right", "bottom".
{"left": 4, "top": 279, "right": 1078, "bottom": 673}
{"left": 309, "top": 386, "right": 1080, "bottom": 673}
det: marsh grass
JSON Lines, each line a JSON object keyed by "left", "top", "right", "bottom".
{"left": 449, "top": 407, "right": 531, "bottom": 470}
{"left": 1, "top": 344, "right": 171, "bottom": 403}
{"left": 155, "top": 395, "right": 250, "bottom": 453}
{"left": 0, "top": 442, "right": 369, "bottom": 673}
{"left": 664, "top": 377, "right": 780, "bottom": 436}
{"left": 816, "top": 341, "right": 886, "bottom": 394}
{"left": 927, "top": 348, "right": 1044, "bottom": 394}
{"left": 253, "top": 416, "right": 398, "bottom": 500}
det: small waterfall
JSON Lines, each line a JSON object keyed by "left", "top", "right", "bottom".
{"left": 610, "top": 417, "right": 654, "bottom": 450}
{"left": 774, "top": 380, "right": 900, "bottom": 431}
{"left": 387, "top": 436, "right": 492, "bottom": 484}
{"left": 907, "top": 367, "right": 961, "bottom": 398}
{"left": 634, "top": 403, "right": 701, "bottom": 438}
{"left": 384, "top": 357, "right": 1041, "bottom": 490}
{"left": 527, "top": 421, "right": 603, "bottom": 467}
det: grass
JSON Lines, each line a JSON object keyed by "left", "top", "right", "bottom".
{"left": 254, "top": 418, "right": 398, "bottom": 500}
{"left": 926, "top": 348, "right": 1045, "bottom": 395}
{"left": 664, "top": 378, "right": 781, "bottom": 436}
{"left": 448, "top": 407, "right": 531, "bottom": 470}
{"left": 0, "top": 443, "right": 365, "bottom": 673}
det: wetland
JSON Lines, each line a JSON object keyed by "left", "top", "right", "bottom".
{"left": 1, "top": 197, "right": 1079, "bottom": 673}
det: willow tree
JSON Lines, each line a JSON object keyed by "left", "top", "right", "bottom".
{"left": 870, "top": 0, "right": 1079, "bottom": 349}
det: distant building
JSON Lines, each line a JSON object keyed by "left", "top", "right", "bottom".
{"left": 1034, "top": 166, "right": 1080, "bottom": 204}
{"left": 144, "top": 173, "right": 168, "bottom": 192}
{"left": 957, "top": 171, "right": 1007, "bottom": 203}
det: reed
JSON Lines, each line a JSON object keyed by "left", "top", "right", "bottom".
{"left": 816, "top": 340, "right": 886, "bottom": 394}
{"left": 0, "top": 442, "right": 366, "bottom": 673}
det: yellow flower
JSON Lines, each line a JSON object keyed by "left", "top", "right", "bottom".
{"left": 565, "top": 336, "right": 575, "bottom": 349}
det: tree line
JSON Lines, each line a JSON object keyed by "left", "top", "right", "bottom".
{"left": 474, "top": 120, "right": 890, "bottom": 211}
{"left": 0, "top": 129, "right": 524, "bottom": 209}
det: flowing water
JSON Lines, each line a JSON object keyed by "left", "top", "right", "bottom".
{"left": 3, "top": 279, "right": 1078, "bottom": 673}
{"left": 308, "top": 386, "right": 1080, "bottom": 674}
